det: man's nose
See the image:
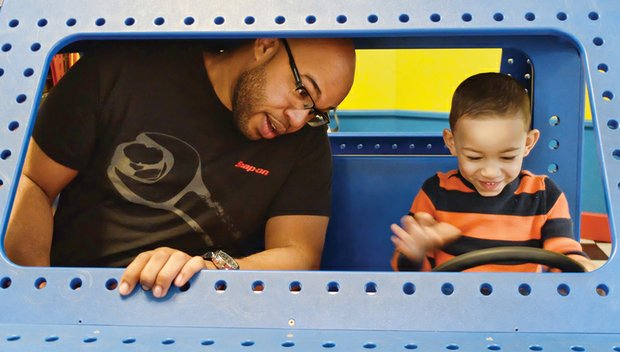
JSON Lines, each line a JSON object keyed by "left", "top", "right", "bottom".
{"left": 284, "top": 108, "right": 310, "bottom": 131}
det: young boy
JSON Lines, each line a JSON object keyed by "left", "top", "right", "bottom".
{"left": 390, "top": 72, "right": 594, "bottom": 272}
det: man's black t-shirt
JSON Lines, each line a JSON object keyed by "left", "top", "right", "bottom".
{"left": 34, "top": 41, "right": 332, "bottom": 267}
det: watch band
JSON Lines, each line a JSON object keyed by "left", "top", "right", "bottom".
{"left": 202, "top": 250, "right": 240, "bottom": 270}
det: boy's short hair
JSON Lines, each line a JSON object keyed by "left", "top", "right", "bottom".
{"left": 449, "top": 72, "right": 531, "bottom": 130}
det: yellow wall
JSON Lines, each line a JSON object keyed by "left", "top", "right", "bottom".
{"left": 340, "top": 48, "right": 591, "bottom": 120}
{"left": 340, "top": 49, "right": 502, "bottom": 112}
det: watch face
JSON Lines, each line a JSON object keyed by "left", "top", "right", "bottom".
{"left": 213, "top": 250, "right": 239, "bottom": 270}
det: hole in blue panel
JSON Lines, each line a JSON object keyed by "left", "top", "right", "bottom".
{"left": 603, "top": 91, "right": 614, "bottom": 101}
{"left": 70, "top": 277, "right": 82, "bottom": 290}
{"left": 244, "top": 16, "right": 255, "bottom": 25}
{"left": 201, "top": 339, "right": 215, "bottom": 346}
{"left": 289, "top": 281, "right": 302, "bottom": 293}
{"left": 9, "top": 121, "right": 19, "bottom": 131}
{"left": 548, "top": 115, "right": 560, "bottom": 126}
{"left": 441, "top": 283, "right": 454, "bottom": 296}
{"left": 556, "top": 12, "right": 568, "bottom": 21}
{"left": 488, "top": 344, "right": 501, "bottom": 351}
{"left": 83, "top": 337, "right": 97, "bottom": 343}
{"left": 612, "top": 120, "right": 620, "bottom": 130}
{"left": 9, "top": 19, "right": 19, "bottom": 28}
{"left": 66, "top": 18, "right": 77, "bottom": 27}
{"left": 125, "top": 17, "right": 135, "bottom": 26}
{"left": 179, "top": 281, "right": 190, "bottom": 292}
{"left": 23, "top": 68, "right": 34, "bottom": 77}
{"left": 162, "top": 338, "right": 175, "bottom": 345}
{"left": 327, "top": 281, "right": 339, "bottom": 294}
{"left": 323, "top": 341, "right": 336, "bottom": 348}
{"left": 596, "top": 284, "right": 609, "bottom": 296}
{"left": 525, "top": 12, "right": 535, "bottom": 21}
{"left": 241, "top": 340, "right": 255, "bottom": 347}
{"left": 598, "top": 63, "right": 608, "bottom": 72}
{"left": 363, "top": 342, "right": 377, "bottom": 349}
{"left": 593, "top": 37, "right": 604, "bottom": 46}
{"left": 613, "top": 346, "right": 620, "bottom": 351}
{"left": 409, "top": 143, "right": 416, "bottom": 150}
{"left": 462, "top": 13, "right": 472, "bottom": 22}
{"left": 282, "top": 341, "right": 295, "bottom": 347}
{"left": 95, "top": 18, "right": 106, "bottom": 26}
{"left": 403, "top": 282, "right": 416, "bottom": 295}
{"left": 518, "top": 284, "right": 531, "bottom": 296}
{"left": 16, "top": 94, "right": 27, "bottom": 103}
{"left": 122, "top": 337, "right": 136, "bottom": 344}
{"left": 570, "top": 346, "right": 585, "bottom": 352}
{"left": 1, "top": 277, "right": 12, "bottom": 289}
{"left": 446, "top": 344, "right": 460, "bottom": 350}
{"left": 306, "top": 15, "right": 317, "bottom": 24}
{"left": 405, "top": 343, "right": 418, "bottom": 349}
{"left": 493, "top": 13, "right": 504, "bottom": 21}
{"left": 184, "top": 17, "right": 195, "bottom": 25}
{"left": 37, "top": 18, "right": 48, "bottom": 27}
{"left": 337, "top": 15, "right": 347, "bottom": 24}
{"left": 557, "top": 283, "right": 570, "bottom": 296}
{"left": 214, "top": 16, "right": 225, "bottom": 25}
{"left": 548, "top": 139, "right": 559, "bottom": 150}
{"left": 215, "top": 280, "right": 227, "bottom": 292}
{"left": 430, "top": 13, "right": 441, "bottom": 22}
{"left": 1, "top": 150, "right": 11, "bottom": 160}
{"left": 612, "top": 149, "right": 620, "bottom": 160}
{"left": 31, "top": 43, "right": 41, "bottom": 52}
{"left": 588, "top": 12, "right": 599, "bottom": 20}
{"left": 0, "top": 68, "right": 4, "bottom": 76}
{"left": 45, "top": 335, "right": 59, "bottom": 342}
{"left": 368, "top": 14, "right": 378, "bottom": 23}
{"left": 35, "top": 277, "right": 47, "bottom": 289}
{"left": 105, "top": 278, "right": 118, "bottom": 290}
{"left": 399, "top": 14, "right": 410, "bottom": 23}
{"left": 0, "top": 179, "right": 3, "bottom": 187}
{"left": 6, "top": 335, "right": 20, "bottom": 341}
{"left": 357, "top": 144, "right": 364, "bottom": 150}
{"left": 154, "top": 17, "right": 165, "bottom": 26}
{"left": 2, "top": 43, "right": 12, "bottom": 52}
{"left": 275, "top": 16, "right": 286, "bottom": 24}
{"left": 365, "top": 282, "right": 377, "bottom": 294}
{"left": 547, "top": 163, "right": 559, "bottom": 174}
{"left": 252, "top": 280, "right": 264, "bottom": 293}
{"left": 480, "top": 283, "right": 493, "bottom": 296}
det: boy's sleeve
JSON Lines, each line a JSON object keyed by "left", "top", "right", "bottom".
{"left": 541, "top": 178, "right": 588, "bottom": 258}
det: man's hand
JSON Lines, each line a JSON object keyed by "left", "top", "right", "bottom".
{"left": 118, "top": 247, "right": 207, "bottom": 297}
{"left": 390, "top": 212, "right": 461, "bottom": 262}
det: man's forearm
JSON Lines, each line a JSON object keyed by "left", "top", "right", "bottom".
{"left": 4, "top": 176, "right": 54, "bottom": 266}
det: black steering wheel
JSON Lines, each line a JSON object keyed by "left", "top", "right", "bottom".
{"left": 431, "top": 246, "right": 586, "bottom": 272}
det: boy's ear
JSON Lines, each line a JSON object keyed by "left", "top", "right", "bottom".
{"left": 523, "top": 128, "right": 540, "bottom": 157}
{"left": 443, "top": 128, "right": 457, "bottom": 156}
{"left": 252, "top": 38, "right": 279, "bottom": 64}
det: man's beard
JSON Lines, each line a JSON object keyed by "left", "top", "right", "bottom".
{"left": 231, "top": 61, "right": 268, "bottom": 139}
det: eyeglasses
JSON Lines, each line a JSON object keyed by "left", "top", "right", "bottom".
{"left": 281, "top": 39, "right": 336, "bottom": 128}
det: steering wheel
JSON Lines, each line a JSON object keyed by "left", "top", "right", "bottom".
{"left": 431, "top": 246, "right": 586, "bottom": 272}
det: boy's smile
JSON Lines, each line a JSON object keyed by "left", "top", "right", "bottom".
{"left": 443, "top": 114, "right": 539, "bottom": 197}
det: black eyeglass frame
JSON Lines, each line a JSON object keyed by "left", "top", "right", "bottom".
{"left": 280, "top": 39, "right": 334, "bottom": 127}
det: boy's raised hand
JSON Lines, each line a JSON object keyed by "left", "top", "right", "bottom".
{"left": 390, "top": 212, "right": 462, "bottom": 262}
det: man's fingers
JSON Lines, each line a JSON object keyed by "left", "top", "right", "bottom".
{"left": 119, "top": 251, "right": 152, "bottom": 296}
{"left": 174, "top": 256, "right": 207, "bottom": 287}
{"left": 150, "top": 251, "right": 192, "bottom": 298}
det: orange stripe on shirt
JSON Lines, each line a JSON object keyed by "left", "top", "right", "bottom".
{"left": 434, "top": 211, "right": 546, "bottom": 241}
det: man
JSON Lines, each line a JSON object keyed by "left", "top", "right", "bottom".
{"left": 4, "top": 38, "right": 356, "bottom": 298}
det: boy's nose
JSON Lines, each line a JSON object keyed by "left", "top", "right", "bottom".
{"left": 480, "top": 164, "right": 500, "bottom": 178}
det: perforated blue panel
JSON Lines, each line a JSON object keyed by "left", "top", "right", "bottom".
{"left": 1, "top": 0, "right": 619, "bottom": 349}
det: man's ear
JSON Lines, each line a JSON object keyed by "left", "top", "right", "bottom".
{"left": 523, "top": 128, "right": 540, "bottom": 157}
{"left": 252, "top": 38, "right": 279, "bottom": 64}
{"left": 443, "top": 128, "right": 457, "bottom": 156}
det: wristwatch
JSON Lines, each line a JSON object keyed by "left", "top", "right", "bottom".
{"left": 202, "top": 250, "right": 240, "bottom": 270}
